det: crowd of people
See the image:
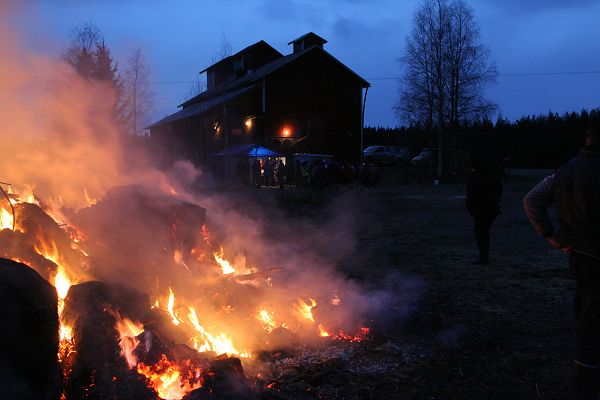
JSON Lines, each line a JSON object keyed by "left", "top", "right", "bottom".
{"left": 241, "top": 157, "right": 372, "bottom": 190}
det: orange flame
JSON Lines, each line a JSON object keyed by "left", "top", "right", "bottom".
{"left": 0, "top": 206, "right": 14, "bottom": 231}
{"left": 188, "top": 307, "right": 247, "bottom": 357}
{"left": 295, "top": 298, "right": 317, "bottom": 323}
{"left": 213, "top": 247, "right": 235, "bottom": 275}
{"left": 318, "top": 324, "right": 330, "bottom": 337}
{"left": 258, "top": 309, "right": 277, "bottom": 333}
{"left": 114, "top": 313, "right": 144, "bottom": 369}
{"left": 137, "top": 354, "right": 201, "bottom": 400}
{"left": 167, "top": 287, "right": 182, "bottom": 326}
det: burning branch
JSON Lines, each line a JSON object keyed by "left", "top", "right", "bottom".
{"left": 0, "top": 182, "right": 15, "bottom": 231}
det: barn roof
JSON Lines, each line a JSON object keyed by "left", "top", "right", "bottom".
{"left": 146, "top": 85, "right": 257, "bottom": 130}
{"left": 179, "top": 45, "right": 370, "bottom": 109}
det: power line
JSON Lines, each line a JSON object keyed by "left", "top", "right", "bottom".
{"left": 498, "top": 70, "right": 600, "bottom": 77}
{"left": 367, "top": 69, "right": 600, "bottom": 81}
{"left": 32, "top": 69, "right": 600, "bottom": 86}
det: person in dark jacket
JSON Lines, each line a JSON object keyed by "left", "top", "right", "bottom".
{"left": 523, "top": 123, "right": 600, "bottom": 400}
{"left": 276, "top": 160, "right": 286, "bottom": 190}
{"left": 251, "top": 158, "right": 261, "bottom": 188}
{"left": 466, "top": 154, "right": 503, "bottom": 264}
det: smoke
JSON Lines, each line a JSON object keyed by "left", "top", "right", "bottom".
{"left": 0, "top": 13, "right": 418, "bottom": 356}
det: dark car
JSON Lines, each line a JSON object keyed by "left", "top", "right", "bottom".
{"left": 410, "top": 148, "right": 471, "bottom": 175}
{"left": 362, "top": 146, "right": 411, "bottom": 166}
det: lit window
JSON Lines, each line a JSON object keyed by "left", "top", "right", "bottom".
{"left": 213, "top": 121, "right": 221, "bottom": 134}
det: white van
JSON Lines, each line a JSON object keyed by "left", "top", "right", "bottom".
{"left": 363, "top": 146, "right": 411, "bottom": 166}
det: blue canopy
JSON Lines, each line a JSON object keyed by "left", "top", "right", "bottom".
{"left": 209, "top": 144, "right": 281, "bottom": 158}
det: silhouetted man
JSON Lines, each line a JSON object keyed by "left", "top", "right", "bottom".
{"left": 251, "top": 158, "right": 261, "bottom": 188}
{"left": 466, "top": 154, "right": 503, "bottom": 264}
{"left": 523, "top": 123, "right": 600, "bottom": 400}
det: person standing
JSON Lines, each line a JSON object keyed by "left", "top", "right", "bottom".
{"left": 523, "top": 124, "right": 600, "bottom": 400}
{"left": 251, "top": 158, "right": 261, "bottom": 188}
{"left": 465, "top": 154, "right": 503, "bottom": 264}
{"left": 276, "top": 160, "right": 286, "bottom": 190}
{"left": 264, "top": 159, "right": 273, "bottom": 187}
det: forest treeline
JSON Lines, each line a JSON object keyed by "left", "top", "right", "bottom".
{"left": 366, "top": 108, "right": 600, "bottom": 168}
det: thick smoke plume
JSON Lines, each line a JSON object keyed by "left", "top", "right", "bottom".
{"left": 0, "top": 13, "right": 409, "bottom": 359}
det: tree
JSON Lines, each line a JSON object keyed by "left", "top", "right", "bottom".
{"left": 122, "top": 47, "right": 154, "bottom": 135}
{"left": 63, "top": 21, "right": 101, "bottom": 79}
{"left": 212, "top": 33, "right": 233, "bottom": 64}
{"left": 63, "top": 22, "right": 124, "bottom": 124}
{"left": 396, "top": 0, "right": 497, "bottom": 180}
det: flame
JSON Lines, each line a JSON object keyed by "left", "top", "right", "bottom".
{"left": 53, "top": 265, "right": 72, "bottom": 301}
{"left": 83, "top": 188, "right": 97, "bottom": 206}
{"left": 159, "top": 177, "right": 178, "bottom": 196}
{"left": 59, "top": 324, "right": 73, "bottom": 342}
{"left": 167, "top": 287, "right": 182, "bottom": 326}
{"left": 295, "top": 298, "right": 317, "bottom": 323}
{"left": 318, "top": 324, "right": 330, "bottom": 337}
{"left": 173, "top": 248, "right": 189, "bottom": 270}
{"left": 0, "top": 206, "right": 13, "bottom": 230}
{"left": 188, "top": 307, "right": 245, "bottom": 356}
{"left": 213, "top": 247, "right": 235, "bottom": 275}
{"left": 114, "top": 313, "right": 144, "bottom": 369}
{"left": 258, "top": 309, "right": 277, "bottom": 333}
{"left": 137, "top": 354, "right": 201, "bottom": 400}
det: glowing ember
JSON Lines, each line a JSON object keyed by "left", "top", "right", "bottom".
{"left": 114, "top": 313, "right": 144, "bottom": 369}
{"left": 137, "top": 354, "right": 201, "bottom": 400}
{"left": 58, "top": 323, "right": 75, "bottom": 365}
{"left": 167, "top": 287, "right": 182, "bottom": 326}
{"left": 295, "top": 298, "right": 317, "bottom": 323}
{"left": 334, "top": 327, "right": 371, "bottom": 342}
{"left": 331, "top": 294, "right": 341, "bottom": 306}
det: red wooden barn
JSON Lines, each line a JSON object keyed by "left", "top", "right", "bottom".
{"left": 148, "top": 32, "right": 370, "bottom": 165}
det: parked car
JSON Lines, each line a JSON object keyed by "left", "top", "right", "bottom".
{"left": 362, "top": 146, "right": 411, "bottom": 166}
{"left": 410, "top": 148, "right": 471, "bottom": 175}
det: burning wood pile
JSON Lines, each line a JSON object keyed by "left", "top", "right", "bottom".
{"left": 0, "top": 184, "right": 372, "bottom": 400}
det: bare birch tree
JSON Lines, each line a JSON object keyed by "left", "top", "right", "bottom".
{"left": 123, "top": 47, "right": 153, "bottom": 135}
{"left": 396, "top": 0, "right": 496, "bottom": 180}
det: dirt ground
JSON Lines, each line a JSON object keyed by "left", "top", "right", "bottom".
{"left": 341, "top": 169, "right": 574, "bottom": 400}
{"left": 229, "top": 167, "right": 575, "bottom": 400}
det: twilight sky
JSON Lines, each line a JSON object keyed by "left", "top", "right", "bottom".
{"left": 7, "top": 0, "right": 600, "bottom": 127}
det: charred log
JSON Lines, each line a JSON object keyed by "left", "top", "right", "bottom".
{"left": 183, "top": 356, "right": 256, "bottom": 400}
{"left": 0, "top": 202, "right": 88, "bottom": 281}
{"left": 62, "top": 281, "right": 156, "bottom": 400}
{"left": 0, "top": 258, "right": 61, "bottom": 400}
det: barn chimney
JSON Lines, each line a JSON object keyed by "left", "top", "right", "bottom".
{"left": 288, "top": 32, "right": 327, "bottom": 54}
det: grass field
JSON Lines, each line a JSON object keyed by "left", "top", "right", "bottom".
{"left": 227, "top": 167, "right": 573, "bottom": 399}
